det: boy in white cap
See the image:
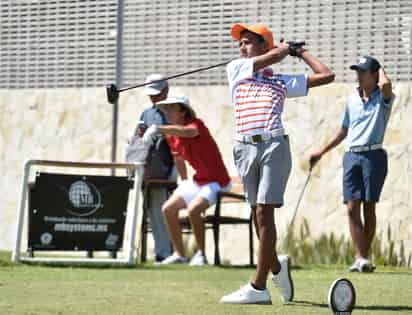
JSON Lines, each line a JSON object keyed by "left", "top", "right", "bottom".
{"left": 143, "top": 94, "right": 231, "bottom": 266}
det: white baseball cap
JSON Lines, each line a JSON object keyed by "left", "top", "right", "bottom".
{"left": 144, "top": 74, "right": 168, "bottom": 96}
{"left": 156, "top": 94, "right": 196, "bottom": 119}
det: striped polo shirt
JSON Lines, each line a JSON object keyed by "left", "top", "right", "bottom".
{"left": 227, "top": 58, "right": 308, "bottom": 135}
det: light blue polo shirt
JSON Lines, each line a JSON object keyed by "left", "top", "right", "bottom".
{"left": 342, "top": 88, "right": 395, "bottom": 151}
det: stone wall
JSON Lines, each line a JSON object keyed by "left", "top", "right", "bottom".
{"left": 1, "top": 83, "right": 411, "bottom": 264}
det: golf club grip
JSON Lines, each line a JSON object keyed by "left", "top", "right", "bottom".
{"left": 118, "top": 60, "right": 232, "bottom": 93}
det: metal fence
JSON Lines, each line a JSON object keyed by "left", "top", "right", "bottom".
{"left": 0, "top": 0, "right": 117, "bottom": 88}
{"left": 1, "top": 0, "right": 411, "bottom": 88}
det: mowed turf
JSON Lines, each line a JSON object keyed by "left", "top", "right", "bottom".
{"left": 0, "top": 252, "right": 411, "bottom": 315}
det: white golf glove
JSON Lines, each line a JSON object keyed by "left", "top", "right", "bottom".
{"left": 142, "top": 125, "right": 160, "bottom": 147}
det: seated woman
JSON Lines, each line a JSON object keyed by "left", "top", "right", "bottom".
{"left": 142, "top": 94, "right": 231, "bottom": 266}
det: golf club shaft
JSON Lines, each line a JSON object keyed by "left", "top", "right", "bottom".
{"left": 118, "top": 60, "right": 232, "bottom": 93}
{"left": 289, "top": 167, "right": 312, "bottom": 226}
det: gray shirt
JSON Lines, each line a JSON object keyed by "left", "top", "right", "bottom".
{"left": 140, "top": 106, "right": 167, "bottom": 126}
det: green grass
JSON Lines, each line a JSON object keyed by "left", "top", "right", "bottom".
{"left": 0, "top": 251, "right": 411, "bottom": 314}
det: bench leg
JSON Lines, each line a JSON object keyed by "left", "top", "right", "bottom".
{"left": 213, "top": 222, "right": 221, "bottom": 266}
{"left": 213, "top": 197, "right": 222, "bottom": 266}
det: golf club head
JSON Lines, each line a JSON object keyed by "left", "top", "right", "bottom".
{"left": 106, "top": 83, "right": 119, "bottom": 104}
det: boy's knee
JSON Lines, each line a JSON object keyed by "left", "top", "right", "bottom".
{"left": 255, "top": 206, "right": 273, "bottom": 226}
{"left": 187, "top": 206, "right": 202, "bottom": 219}
{"left": 347, "top": 201, "right": 361, "bottom": 216}
{"left": 347, "top": 207, "right": 357, "bottom": 219}
{"left": 255, "top": 209, "right": 264, "bottom": 225}
{"left": 162, "top": 203, "right": 176, "bottom": 217}
{"left": 363, "top": 202, "right": 376, "bottom": 213}
{"left": 363, "top": 207, "right": 376, "bottom": 221}
{"left": 161, "top": 205, "right": 169, "bottom": 216}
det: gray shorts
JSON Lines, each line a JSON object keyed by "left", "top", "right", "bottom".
{"left": 233, "top": 135, "right": 292, "bottom": 207}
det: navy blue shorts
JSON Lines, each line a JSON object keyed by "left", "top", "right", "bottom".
{"left": 343, "top": 149, "right": 388, "bottom": 203}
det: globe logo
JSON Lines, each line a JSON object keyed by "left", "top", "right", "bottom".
{"left": 66, "top": 180, "right": 102, "bottom": 216}
{"left": 69, "top": 181, "right": 94, "bottom": 208}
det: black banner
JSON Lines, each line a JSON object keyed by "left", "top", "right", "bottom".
{"left": 28, "top": 173, "right": 133, "bottom": 251}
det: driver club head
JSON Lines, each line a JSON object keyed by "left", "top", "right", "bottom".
{"left": 106, "top": 83, "right": 119, "bottom": 104}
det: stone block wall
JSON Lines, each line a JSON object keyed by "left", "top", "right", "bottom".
{"left": 1, "top": 83, "right": 411, "bottom": 264}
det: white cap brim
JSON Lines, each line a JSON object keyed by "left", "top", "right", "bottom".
{"left": 156, "top": 97, "right": 189, "bottom": 107}
{"left": 144, "top": 86, "right": 163, "bottom": 96}
{"left": 156, "top": 95, "right": 196, "bottom": 119}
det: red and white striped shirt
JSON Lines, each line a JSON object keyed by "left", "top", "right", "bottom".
{"left": 227, "top": 58, "right": 308, "bottom": 135}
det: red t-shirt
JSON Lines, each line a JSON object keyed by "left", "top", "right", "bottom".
{"left": 166, "top": 119, "right": 231, "bottom": 187}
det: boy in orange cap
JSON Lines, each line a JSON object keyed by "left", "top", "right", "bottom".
{"left": 220, "top": 23, "right": 335, "bottom": 304}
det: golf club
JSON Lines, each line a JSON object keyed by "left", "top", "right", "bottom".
{"left": 106, "top": 40, "right": 307, "bottom": 104}
{"left": 106, "top": 60, "right": 232, "bottom": 104}
{"left": 288, "top": 165, "right": 313, "bottom": 228}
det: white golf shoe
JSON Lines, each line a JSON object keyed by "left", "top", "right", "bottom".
{"left": 189, "top": 250, "right": 208, "bottom": 266}
{"left": 349, "top": 258, "right": 376, "bottom": 272}
{"left": 220, "top": 283, "right": 272, "bottom": 304}
{"left": 160, "top": 252, "right": 188, "bottom": 265}
{"left": 271, "top": 255, "right": 294, "bottom": 303}
{"left": 349, "top": 258, "right": 362, "bottom": 272}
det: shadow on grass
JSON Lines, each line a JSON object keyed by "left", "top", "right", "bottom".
{"left": 2, "top": 261, "right": 190, "bottom": 271}
{"left": 374, "top": 270, "right": 412, "bottom": 276}
{"left": 0, "top": 251, "right": 138, "bottom": 269}
{"left": 293, "top": 300, "right": 412, "bottom": 312}
{"left": 291, "top": 300, "right": 329, "bottom": 309}
{"left": 138, "top": 263, "right": 260, "bottom": 271}
{"left": 136, "top": 263, "right": 195, "bottom": 271}
{"left": 21, "top": 261, "right": 137, "bottom": 269}
{"left": 356, "top": 305, "right": 412, "bottom": 311}
{"left": 216, "top": 264, "right": 255, "bottom": 270}
{"left": 217, "top": 264, "right": 304, "bottom": 270}
{"left": 136, "top": 263, "right": 270, "bottom": 271}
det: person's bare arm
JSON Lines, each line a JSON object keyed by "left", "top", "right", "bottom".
{"left": 309, "top": 127, "right": 348, "bottom": 168}
{"left": 378, "top": 68, "right": 393, "bottom": 103}
{"left": 174, "top": 155, "right": 187, "bottom": 180}
{"left": 253, "top": 42, "right": 290, "bottom": 72}
{"left": 301, "top": 51, "right": 335, "bottom": 89}
{"left": 158, "top": 125, "right": 199, "bottom": 138}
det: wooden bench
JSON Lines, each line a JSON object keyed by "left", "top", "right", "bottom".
{"left": 140, "top": 177, "right": 254, "bottom": 265}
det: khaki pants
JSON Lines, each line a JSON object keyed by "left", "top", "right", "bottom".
{"left": 233, "top": 135, "right": 292, "bottom": 207}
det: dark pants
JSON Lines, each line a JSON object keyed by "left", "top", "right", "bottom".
{"left": 343, "top": 149, "right": 388, "bottom": 203}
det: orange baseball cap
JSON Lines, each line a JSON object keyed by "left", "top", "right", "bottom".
{"left": 231, "top": 23, "right": 274, "bottom": 49}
